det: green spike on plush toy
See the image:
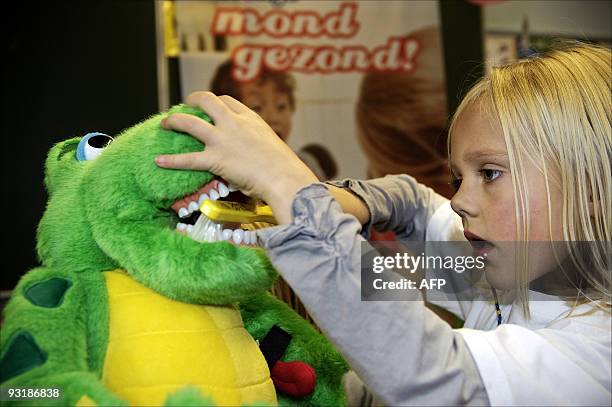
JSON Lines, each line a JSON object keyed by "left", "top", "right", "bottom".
{"left": 24, "top": 278, "right": 72, "bottom": 308}
{"left": 0, "top": 331, "right": 47, "bottom": 383}
{"left": 0, "top": 104, "right": 348, "bottom": 406}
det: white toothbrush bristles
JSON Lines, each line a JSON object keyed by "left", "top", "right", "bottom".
{"left": 190, "top": 214, "right": 215, "bottom": 242}
{"left": 188, "top": 212, "right": 263, "bottom": 246}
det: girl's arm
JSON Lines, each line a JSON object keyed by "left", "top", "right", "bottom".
{"left": 326, "top": 174, "right": 448, "bottom": 239}
{"left": 326, "top": 176, "right": 472, "bottom": 321}
{"left": 326, "top": 184, "right": 371, "bottom": 225}
{"left": 155, "top": 94, "right": 480, "bottom": 403}
{"left": 257, "top": 183, "right": 489, "bottom": 406}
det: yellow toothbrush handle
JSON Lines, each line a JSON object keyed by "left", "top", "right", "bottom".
{"left": 200, "top": 200, "right": 277, "bottom": 225}
{"left": 253, "top": 205, "right": 276, "bottom": 224}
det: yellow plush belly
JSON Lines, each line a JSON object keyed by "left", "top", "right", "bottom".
{"left": 101, "top": 270, "right": 277, "bottom": 406}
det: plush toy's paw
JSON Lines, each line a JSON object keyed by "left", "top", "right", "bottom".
{"left": 257, "top": 324, "right": 318, "bottom": 398}
{"left": 164, "top": 386, "right": 216, "bottom": 407}
{"left": 271, "top": 360, "right": 317, "bottom": 398}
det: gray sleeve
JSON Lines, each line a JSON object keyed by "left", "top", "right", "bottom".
{"left": 326, "top": 174, "right": 448, "bottom": 240}
{"left": 257, "top": 183, "right": 489, "bottom": 406}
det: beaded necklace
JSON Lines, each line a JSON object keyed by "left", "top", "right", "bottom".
{"left": 492, "top": 288, "right": 502, "bottom": 326}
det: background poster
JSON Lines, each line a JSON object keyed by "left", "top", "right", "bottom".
{"left": 173, "top": 0, "right": 448, "bottom": 184}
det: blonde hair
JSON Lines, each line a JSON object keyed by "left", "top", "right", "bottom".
{"left": 449, "top": 42, "right": 611, "bottom": 315}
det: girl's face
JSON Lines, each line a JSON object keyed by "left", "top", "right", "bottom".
{"left": 449, "top": 102, "right": 565, "bottom": 289}
{"left": 240, "top": 80, "right": 293, "bottom": 142}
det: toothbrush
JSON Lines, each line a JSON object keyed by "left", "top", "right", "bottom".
{"left": 200, "top": 200, "right": 277, "bottom": 225}
{"left": 189, "top": 200, "right": 277, "bottom": 243}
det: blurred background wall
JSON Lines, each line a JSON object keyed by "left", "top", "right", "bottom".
{"left": 484, "top": 0, "right": 611, "bottom": 38}
{"left": 2, "top": 2, "right": 159, "bottom": 291}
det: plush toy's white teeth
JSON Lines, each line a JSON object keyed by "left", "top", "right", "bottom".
{"left": 218, "top": 183, "right": 230, "bottom": 197}
{"left": 232, "top": 229, "right": 244, "bottom": 245}
{"left": 178, "top": 213, "right": 263, "bottom": 247}
{"left": 176, "top": 183, "right": 225, "bottom": 217}
{"left": 222, "top": 229, "right": 233, "bottom": 241}
{"left": 198, "top": 193, "right": 209, "bottom": 205}
{"left": 172, "top": 180, "right": 263, "bottom": 245}
{"left": 209, "top": 189, "right": 220, "bottom": 201}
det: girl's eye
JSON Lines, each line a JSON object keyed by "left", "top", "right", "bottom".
{"left": 481, "top": 169, "right": 502, "bottom": 182}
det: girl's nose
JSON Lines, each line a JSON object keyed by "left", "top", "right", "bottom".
{"left": 450, "top": 184, "right": 477, "bottom": 220}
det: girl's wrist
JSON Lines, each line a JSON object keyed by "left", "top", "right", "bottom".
{"left": 263, "top": 167, "right": 319, "bottom": 224}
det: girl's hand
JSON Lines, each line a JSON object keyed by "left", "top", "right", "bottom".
{"left": 155, "top": 91, "right": 319, "bottom": 224}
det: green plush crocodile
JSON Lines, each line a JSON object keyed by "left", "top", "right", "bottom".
{"left": 0, "top": 105, "right": 348, "bottom": 406}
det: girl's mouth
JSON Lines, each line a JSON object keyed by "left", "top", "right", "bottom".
{"left": 464, "top": 230, "right": 495, "bottom": 257}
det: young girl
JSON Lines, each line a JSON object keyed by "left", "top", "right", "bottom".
{"left": 156, "top": 43, "right": 611, "bottom": 405}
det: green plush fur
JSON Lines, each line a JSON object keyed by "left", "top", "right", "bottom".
{"left": 164, "top": 387, "right": 215, "bottom": 406}
{"left": 1, "top": 269, "right": 124, "bottom": 406}
{"left": 0, "top": 105, "right": 348, "bottom": 406}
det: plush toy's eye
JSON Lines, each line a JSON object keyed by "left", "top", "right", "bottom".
{"left": 76, "top": 132, "right": 114, "bottom": 161}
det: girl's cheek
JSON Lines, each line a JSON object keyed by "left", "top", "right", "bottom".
{"left": 527, "top": 196, "right": 564, "bottom": 241}
{"left": 496, "top": 211, "right": 517, "bottom": 241}
{"left": 486, "top": 195, "right": 517, "bottom": 241}
{"left": 496, "top": 178, "right": 517, "bottom": 239}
